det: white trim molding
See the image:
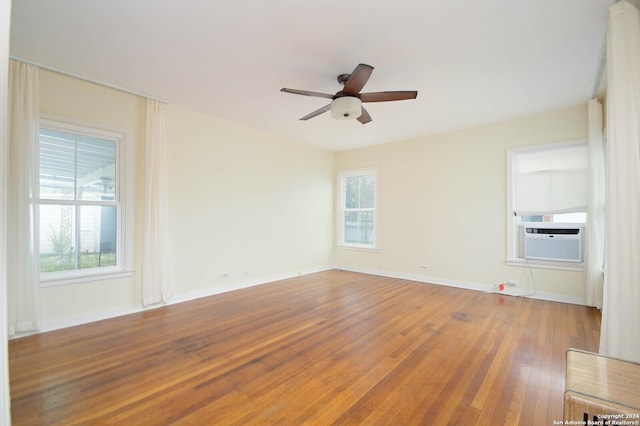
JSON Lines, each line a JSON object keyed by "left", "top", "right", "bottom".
{"left": 11, "top": 263, "right": 588, "bottom": 339}
{"left": 335, "top": 265, "right": 588, "bottom": 306}
{"left": 336, "top": 167, "right": 379, "bottom": 250}
{"left": 37, "top": 114, "right": 135, "bottom": 286}
{"left": 13, "top": 265, "right": 334, "bottom": 337}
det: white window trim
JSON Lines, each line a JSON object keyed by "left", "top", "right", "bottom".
{"left": 38, "top": 114, "right": 134, "bottom": 287}
{"left": 337, "top": 167, "right": 379, "bottom": 250}
{"left": 506, "top": 139, "right": 586, "bottom": 271}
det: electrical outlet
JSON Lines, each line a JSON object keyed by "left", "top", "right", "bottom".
{"left": 220, "top": 272, "right": 230, "bottom": 279}
{"left": 419, "top": 265, "right": 429, "bottom": 271}
{"left": 506, "top": 280, "right": 518, "bottom": 287}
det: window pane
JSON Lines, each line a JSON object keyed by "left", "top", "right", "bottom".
{"left": 78, "top": 205, "right": 117, "bottom": 269}
{"left": 344, "top": 211, "right": 374, "bottom": 245}
{"left": 39, "top": 129, "right": 117, "bottom": 201}
{"left": 521, "top": 213, "right": 586, "bottom": 223}
{"left": 552, "top": 212, "right": 586, "bottom": 223}
{"left": 521, "top": 215, "right": 545, "bottom": 222}
{"left": 359, "top": 175, "right": 375, "bottom": 208}
{"left": 39, "top": 204, "right": 117, "bottom": 272}
{"left": 39, "top": 129, "right": 76, "bottom": 200}
{"left": 40, "top": 204, "right": 76, "bottom": 272}
{"left": 344, "top": 174, "right": 376, "bottom": 209}
{"left": 345, "top": 176, "right": 360, "bottom": 208}
{"left": 38, "top": 121, "right": 124, "bottom": 279}
{"left": 77, "top": 135, "right": 116, "bottom": 201}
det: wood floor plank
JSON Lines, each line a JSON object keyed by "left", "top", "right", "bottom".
{"left": 9, "top": 270, "right": 601, "bottom": 425}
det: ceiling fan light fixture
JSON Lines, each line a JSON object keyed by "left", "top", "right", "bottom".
{"left": 331, "top": 96, "right": 362, "bottom": 120}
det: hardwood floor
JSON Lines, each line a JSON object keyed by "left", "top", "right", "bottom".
{"left": 9, "top": 270, "right": 601, "bottom": 425}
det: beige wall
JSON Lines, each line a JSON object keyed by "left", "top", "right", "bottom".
{"left": 165, "top": 105, "right": 334, "bottom": 296}
{"left": 334, "top": 104, "right": 588, "bottom": 302}
{"left": 37, "top": 70, "right": 334, "bottom": 325}
{"left": 34, "top": 69, "right": 589, "bottom": 326}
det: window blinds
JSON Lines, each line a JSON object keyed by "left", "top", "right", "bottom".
{"left": 512, "top": 143, "right": 588, "bottom": 216}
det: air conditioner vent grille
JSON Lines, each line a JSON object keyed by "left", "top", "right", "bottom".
{"left": 523, "top": 226, "right": 584, "bottom": 263}
{"left": 525, "top": 227, "right": 580, "bottom": 235}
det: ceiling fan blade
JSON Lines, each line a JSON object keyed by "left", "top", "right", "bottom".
{"left": 299, "top": 104, "right": 332, "bottom": 120}
{"left": 281, "top": 88, "right": 334, "bottom": 99}
{"left": 360, "top": 91, "right": 418, "bottom": 103}
{"left": 342, "top": 64, "right": 374, "bottom": 95}
{"left": 357, "top": 107, "right": 372, "bottom": 124}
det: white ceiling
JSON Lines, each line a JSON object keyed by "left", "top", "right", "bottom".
{"left": 9, "top": 0, "right": 614, "bottom": 151}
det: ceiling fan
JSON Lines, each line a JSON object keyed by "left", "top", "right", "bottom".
{"left": 281, "top": 63, "right": 418, "bottom": 124}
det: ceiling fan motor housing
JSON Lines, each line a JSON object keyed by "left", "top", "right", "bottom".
{"left": 331, "top": 96, "right": 362, "bottom": 120}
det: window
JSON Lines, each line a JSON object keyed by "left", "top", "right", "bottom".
{"left": 507, "top": 140, "right": 587, "bottom": 268}
{"left": 338, "top": 169, "right": 377, "bottom": 249}
{"left": 38, "top": 117, "right": 132, "bottom": 284}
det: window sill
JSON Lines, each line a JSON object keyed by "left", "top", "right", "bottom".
{"left": 40, "top": 269, "right": 134, "bottom": 287}
{"left": 506, "top": 258, "right": 584, "bottom": 272}
{"left": 336, "top": 245, "right": 380, "bottom": 253}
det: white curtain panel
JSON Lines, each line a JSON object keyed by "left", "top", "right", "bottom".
{"left": 142, "top": 99, "right": 173, "bottom": 306}
{"left": 586, "top": 99, "right": 605, "bottom": 309}
{"left": 600, "top": 1, "right": 640, "bottom": 362}
{"left": 1, "top": 1, "right": 13, "bottom": 421}
{"left": 7, "top": 60, "right": 41, "bottom": 335}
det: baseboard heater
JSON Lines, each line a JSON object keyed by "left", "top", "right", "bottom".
{"left": 523, "top": 225, "right": 584, "bottom": 263}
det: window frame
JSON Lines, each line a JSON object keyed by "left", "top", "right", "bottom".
{"left": 506, "top": 139, "right": 587, "bottom": 271}
{"left": 37, "top": 115, "right": 134, "bottom": 286}
{"left": 337, "top": 168, "right": 379, "bottom": 250}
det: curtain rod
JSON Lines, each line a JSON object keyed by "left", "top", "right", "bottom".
{"left": 10, "top": 56, "right": 167, "bottom": 103}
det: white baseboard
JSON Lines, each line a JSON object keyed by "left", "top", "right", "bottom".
{"left": 166, "top": 265, "right": 334, "bottom": 306}
{"left": 28, "top": 263, "right": 587, "bottom": 337}
{"left": 336, "top": 265, "right": 588, "bottom": 306}
{"left": 41, "top": 304, "right": 143, "bottom": 335}
{"left": 36, "top": 265, "right": 334, "bottom": 335}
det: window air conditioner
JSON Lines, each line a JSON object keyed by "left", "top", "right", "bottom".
{"left": 523, "top": 225, "right": 584, "bottom": 263}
